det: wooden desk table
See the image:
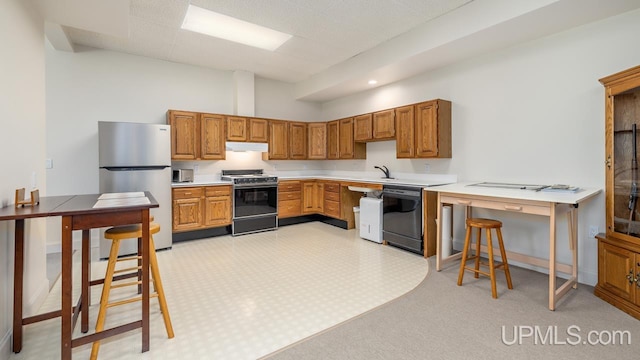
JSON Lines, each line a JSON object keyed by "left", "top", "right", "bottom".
{"left": 0, "top": 192, "right": 158, "bottom": 359}
{"left": 426, "top": 183, "right": 600, "bottom": 310}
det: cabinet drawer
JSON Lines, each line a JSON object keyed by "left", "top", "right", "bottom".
{"left": 439, "top": 194, "right": 551, "bottom": 216}
{"left": 279, "top": 192, "right": 301, "bottom": 201}
{"left": 324, "top": 200, "right": 340, "bottom": 218}
{"left": 324, "top": 183, "right": 340, "bottom": 193}
{"left": 325, "top": 191, "right": 340, "bottom": 202}
{"left": 205, "top": 186, "right": 231, "bottom": 197}
{"left": 279, "top": 199, "right": 301, "bottom": 218}
{"left": 279, "top": 181, "right": 301, "bottom": 192}
{"left": 173, "top": 187, "right": 203, "bottom": 199}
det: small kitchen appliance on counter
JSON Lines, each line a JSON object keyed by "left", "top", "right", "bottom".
{"left": 221, "top": 169, "right": 278, "bottom": 236}
{"left": 172, "top": 168, "right": 194, "bottom": 183}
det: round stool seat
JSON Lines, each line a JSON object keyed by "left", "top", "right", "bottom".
{"left": 466, "top": 218, "right": 502, "bottom": 229}
{"left": 104, "top": 222, "right": 160, "bottom": 240}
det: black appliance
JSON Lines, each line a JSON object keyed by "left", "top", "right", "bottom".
{"left": 221, "top": 169, "right": 278, "bottom": 236}
{"left": 382, "top": 184, "right": 423, "bottom": 254}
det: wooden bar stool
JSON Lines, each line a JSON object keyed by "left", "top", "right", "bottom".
{"left": 91, "top": 221, "right": 174, "bottom": 360}
{"left": 457, "top": 218, "right": 513, "bottom": 298}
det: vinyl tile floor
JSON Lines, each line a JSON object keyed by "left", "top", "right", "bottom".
{"left": 11, "top": 222, "right": 428, "bottom": 360}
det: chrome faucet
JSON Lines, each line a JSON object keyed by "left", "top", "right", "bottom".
{"left": 374, "top": 166, "right": 391, "bottom": 179}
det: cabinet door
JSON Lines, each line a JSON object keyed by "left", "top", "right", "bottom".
{"left": 204, "top": 196, "right": 231, "bottom": 226}
{"left": 373, "top": 109, "right": 395, "bottom": 140}
{"left": 200, "top": 113, "right": 226, "bottom": 160}
{"left": 226, "top": 116, "right": 247, "bottom": 141}
{"left": 339, "top": 118, "right": 355, "bottom": 159}
{"left": 289, "top": 122, "right": 307, "bottom": 160}
{"left": 248, "top": 118, "right": 268, "bottom": 142}
{"left": 354, "top": 114, "right": 372, "bottom": 142}
{"left": 415, "top": 101, "right": 439, "bottom": 157}
{"left": 302, "top": 181, "right": 325, "bottom": 213}
{"left": 598, "top": 242, "right": 636, "bottom": 302}
{"left": 308, "top": 122, "right": 327, "bottom": 159}
{"left": 204, "top": 186, "right": 231, "bottom": 227}
{"left": 395, "top": 105, "right": 415, "bottom": 158}
{"left": 172, "top": 197, "right": 202, "bottom": 231}
{"left": 267, "top": 120, "right": 289, "bottom": 159}
{"left": 168, "top": 110, "right": 199, "bottom": 160}
{"left": 327, "top": 120, "right": 339, "bottom": 159}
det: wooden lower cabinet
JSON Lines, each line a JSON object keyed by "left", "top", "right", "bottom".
{"left": 203, "top": 186, "right": 232, "bottom": 227}
{"left": 323, "top": 181, "right": 341, "bottom": 218}
{"left": 172, "top": 186, "right": 231, "bottom": 232}
{"left": 595, "top": 238, "right": 640, "bottom": 318}
{"left": 302, "top": 181, "right": 324, "bottom": 213}
{"left": 278, "top": 181, "right": 302, "bottom": 218}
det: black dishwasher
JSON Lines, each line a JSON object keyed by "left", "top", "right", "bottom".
{"left": 382, "top": 184, "right": 423, "bottom": 254}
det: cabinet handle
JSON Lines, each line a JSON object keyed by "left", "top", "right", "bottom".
{"left": 626, "top": 269, "right": 635, "bottom": 284}
{"left": 606, "top": 155, "right": 612, "bottom": 169}
{"left": 184, "top": 192, "right": 192, "bottom": 195}
{"left": 636, "top": 273, "right": 640, "bottom": 288}
{"left": 504, "top": 205, "right": 523, "bottom": 211}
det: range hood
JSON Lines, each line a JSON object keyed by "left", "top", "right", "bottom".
{"left": 225, "top": 141, "right": 268, "bottom": 152}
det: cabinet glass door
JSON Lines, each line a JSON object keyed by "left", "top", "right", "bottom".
{"left": 613, "top": 87, "right": 640, "bottom": 236}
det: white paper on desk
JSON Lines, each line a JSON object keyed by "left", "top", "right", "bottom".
{"left": 98, "top": 192, "right": 146, "bottom": 200}
{"left": 93, "top": 196, "right": 150, "bottom": 208}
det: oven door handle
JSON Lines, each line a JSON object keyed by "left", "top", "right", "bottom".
{"left": 234, "top": 183, "right": 278, "bottom": 189}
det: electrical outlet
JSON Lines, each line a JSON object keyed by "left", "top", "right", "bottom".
{"left": 45, "top": 158, "right": 53, "bottom": 169}
{"left": 425, "top": 163, "right": 430, "bottom": 173}
{"left": 194, "top": 164, "right": 199, "bottom": 173}
{"left": 588, "top": 225, "right": 599, "bottom": 238}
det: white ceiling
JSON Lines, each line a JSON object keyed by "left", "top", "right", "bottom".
{"left": 38, "top": 0, "right": 640, "bottom": 102}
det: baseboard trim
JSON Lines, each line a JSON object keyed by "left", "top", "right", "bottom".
{"left": 0, "top": 329, "right": 10, "bottom": 360}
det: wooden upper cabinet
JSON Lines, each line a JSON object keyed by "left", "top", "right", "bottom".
{"left": 289, "top": 122, "right": 307, "bottom": 160}
{"left": 373, "top": 109, "right": 395, "bottom": 140}
{"left": 307, "top": 122, "right": 327, "bottom": 160}
{"left": 168, "top": 110, "right": 199, "bottom": 160}
{"left": 266, "top": 120, "right": 288, "bottom": 160}
{"left": 200, "top": 113, "right": 226, "bottom": 160}
{"left": 248, "top": 118, "right": 268, "bottom": 142}
{"left": 327, "top": 120, "right": 339, "bottom": 159}
{"left": 354, "top": 114, "right": 372, "bottom": 142}
{"left": 415, "top": 99, "right": 451, "bottom": 158}
{"left": 226, "top": 116, "right": 247, "bottom": 141}
{"left": 395, "top": 105, "right": 415, "bottom": 158}
{"left": 339, "top": 117, "right": 366, "bottom": 159}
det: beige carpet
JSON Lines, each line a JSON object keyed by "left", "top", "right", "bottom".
{"left": 266, "top": 259, "right": 640, "bottom": 359}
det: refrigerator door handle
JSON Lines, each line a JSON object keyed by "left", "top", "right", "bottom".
{"left": 102, "top": 166, "right": 169, "bottom": 171}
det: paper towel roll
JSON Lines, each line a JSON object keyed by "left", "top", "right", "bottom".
{"left": 441, "top": 205, "right": 453, "bottom": 258}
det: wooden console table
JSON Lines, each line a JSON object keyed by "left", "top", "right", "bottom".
{"left": 0, "top": 192, "right": 158, "bottom": 359}
{"left": 426, "top": 183, "right": 600, "bottom": 310}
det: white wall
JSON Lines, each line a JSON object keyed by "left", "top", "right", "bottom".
{"left": 320, "top": 8, "right": 640, "bottom": 285}
{"left": 0, "top": 1, "right": 47, "bottom": 357}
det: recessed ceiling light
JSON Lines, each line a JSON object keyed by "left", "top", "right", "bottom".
{"left": 368, "top": 80, "right": 378, "bottom": 85}
{"left": 181, "top": 5, "right": 292, "bottom": 51}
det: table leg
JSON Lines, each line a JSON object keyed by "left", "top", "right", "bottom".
{"left": 548, "top": 205, "right": 557, "bottom": 311}
{"left": 81, "top": 229, "right": 91, "bottom": 333}
{"left": 141, "top": 209, "right": 150, "bottom": 352}
{"left": 569, "top": 207, "right": 578, "bottom": 289}
{"left": 13, "top": 219, "right": 25, "bottom": 353}
{"left": 61, "top": 216, "right": 73, "bottom": 359}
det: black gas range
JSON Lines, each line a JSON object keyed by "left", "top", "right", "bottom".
{"left": 221, "top": 170, "right": 278, "bottom": 236}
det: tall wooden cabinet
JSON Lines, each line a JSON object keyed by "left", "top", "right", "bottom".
{"left": 595, "top": 65, "right": 640, "bottom": 320}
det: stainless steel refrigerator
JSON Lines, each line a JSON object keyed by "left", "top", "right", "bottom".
{"left": 98, "top": 121, "right": 172, "bottom": 258}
